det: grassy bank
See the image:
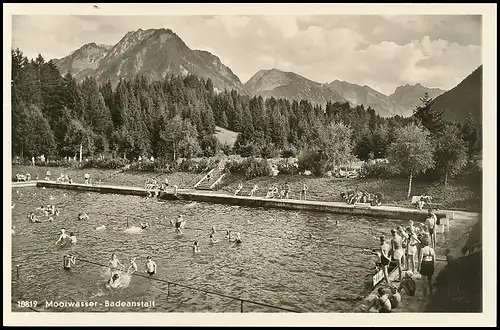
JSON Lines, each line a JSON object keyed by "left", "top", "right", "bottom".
{"left": 11, "top": 165, "right": 201, "bottom": 189}
{"left": 12, "top": 165, "right": 481, "bottom": 211}
{"left": 219, "top": 174, "right": 481, "bottom": 212}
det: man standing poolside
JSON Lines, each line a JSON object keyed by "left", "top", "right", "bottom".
{"left": 379, "top": 236, "right": 391, "bottom": 285}
{"left": 391, "top": 228, "right": 404, "bottom": 282}
{"left": 425, "top": 209, "right": 438, "bottom": 249}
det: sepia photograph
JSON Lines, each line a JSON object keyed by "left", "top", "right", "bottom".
{"left": 4, "top": 3, "right": 496, "bottom": 327}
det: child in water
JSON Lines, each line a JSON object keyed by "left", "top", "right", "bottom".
{"left": 63, "top": 254, "right": 77, "bottom": 271}
{"left": 145, "top": 256, "right": 157, "bottom": 276}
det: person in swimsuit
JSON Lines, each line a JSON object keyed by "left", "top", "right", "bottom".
{"left": 127, "top": 257, "right": 138, "bottom": 274}
{"left": 425, "top": 209, "right": 438, "bottom": 249}
{"left": 388, "top": 286, "right": 401, "bottom": 309}
{"left": 367, "top": 287, "right": 392, "bottom": 313}
{"left": 56, "top": 229, "right": 70, "bottom": 245}
{"left": 234, "top": 183, "right": 243, "bottom": 196}
{"left": 145, "top": 256, "right": 157, "bottom": 276}
{"left": 233, "top": 233, "right": 242, "bottom": 244}
{"left": 300, "top": 183, "right": 308, "bottom": 201}
{"left": 209, "top": 233, "right": 219, "bottom": 244}
{"left": 193, "top": 241, "right": 201, "bottom": 253}
{"left": 379, "top": 236, "right": 391, "bottom": 285}
{"left": 390, "top": 229, "right": 404, "bottom": 282}
{"left": 63, "top": 254, "right": 77, "bottom": 271}
{"left": 397, "top": 225, "right": 409, "bottom": 270}
{"left": 69, "top": 232, "right": 77, "bottom": 244}
{"left": 398, "top": 271, "right": 417, "bottom": 296}
{"left": 224, "top": 230, "right": 231, "bottom": 240}
{"left": 418, "top": 238, "right": 436, "bottom": 299}
{"left": 108, "top": 253, "right": 124, "bottom": 276}
{"left": 406, "top": 226, "right": 421, "bottom": 273}
{"left": 170, "top": 215, "right": 185, "bottom": 234}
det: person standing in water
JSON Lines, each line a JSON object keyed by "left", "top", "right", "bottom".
{"left": 108, "top": 253, "right": 124, "bottom": 276}
{"left": 69, "top": 232, "right": 77, "bottom": 244}
{"left": 128, "top": 257, "right": 138, "bottom": 274}
{"left": 63, "top": 254, "right": 77, "bottom": 271}
{"left": 145, "top": 256, "right": 157, "bottom": 276}
{"left": 379, "top": 236, "right": 391, "bottom": 285}
{"left": 171, "top": 215, "right": 186, "bottom": 234}
{"left": 56, "top": 229, "right": 70, "bottom": 245}
{"left": 84, "top": 173, "right": 90, "bottom": 185}
{"left": 193, "top": 241, "right": 201, "bottom": 253}
{"left": 390, "top": 228, "right": 404, "bottom": 282}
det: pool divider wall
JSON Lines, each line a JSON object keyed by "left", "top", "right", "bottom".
{"left": 14, "top": 181, "right": 448, "bottom": 222}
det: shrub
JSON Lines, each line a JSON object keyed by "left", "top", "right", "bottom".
{"left": 260, "top": 143, "right": 279, "bottom": 159}
{"left": 81, "top": 158, "right": 129, "bottom": 170}
{"left": 281, "top": 145, "right": 297, "bottom": 159}
{"left": 297, "top": 148, "right": 325, "bottom": 176}
{"left": 220, "top": 142, "right": 234, "bottom": 156}
{"left": 45, "top": 159, "right": 78, "bottom": 168}
{"left": 238, "top": 143, "right": 261, "bottom": 157}
{"left": 277, "top": 159, "right": 299, "bottom": 175}
{"left": 225, "top": 156, "right": 271, "bottom": 180}
{"left": 358, "top": 161, "right": 398, "bottom": 179}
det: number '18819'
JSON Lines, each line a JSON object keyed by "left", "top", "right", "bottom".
{"left": 17, "top": 301, "right": 37, "bottom": 308}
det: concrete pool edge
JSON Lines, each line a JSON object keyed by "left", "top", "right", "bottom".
{"left": 11, "top": 180, "right": 455, "bottom": 222}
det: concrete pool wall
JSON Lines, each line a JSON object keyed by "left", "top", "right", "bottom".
{"left": 12, "top": 181, "right": 449, "bottom": 222}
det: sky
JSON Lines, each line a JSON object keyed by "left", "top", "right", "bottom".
{"left": 11, "top": 14, "right": 482, "bottom": 96}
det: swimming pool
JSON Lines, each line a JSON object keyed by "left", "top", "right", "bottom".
{"left": 11, "top": 187, "right": 404, "bottom": 312}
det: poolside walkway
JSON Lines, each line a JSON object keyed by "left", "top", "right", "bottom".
{"left": 354, "top": 210, "right": 480, "bottom": 313}
{"left": 10, "top": 180, "right": 460, "bottom": 222}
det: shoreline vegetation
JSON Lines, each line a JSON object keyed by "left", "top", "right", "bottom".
{"left": 12, "top": 156, "right": 481, "bottom": 212}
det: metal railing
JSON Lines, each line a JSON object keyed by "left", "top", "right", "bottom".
{"left": 67, "top": 257, "right": 300, "bottom": 313}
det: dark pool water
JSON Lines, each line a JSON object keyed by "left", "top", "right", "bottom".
{"left": 11, "top": 187, "right": 404, "bottom": 313}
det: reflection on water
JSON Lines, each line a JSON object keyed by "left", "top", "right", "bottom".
{"left": 11, "top": 187, "right": 404, "bottom": 312}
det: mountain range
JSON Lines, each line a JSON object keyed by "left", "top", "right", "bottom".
{"left": 53, "top": 28, "right": 480, "bottom": 120}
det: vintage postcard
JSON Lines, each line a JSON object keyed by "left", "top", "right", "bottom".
{"left": 3, "top": 3, "right": 496, "bottom": 327}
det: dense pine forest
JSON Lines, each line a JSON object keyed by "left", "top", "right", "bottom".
{"left": 11, "top": 48, "right": 482, "bottom": 177}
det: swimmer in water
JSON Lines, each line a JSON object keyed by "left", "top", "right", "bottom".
{"left": 211, "top": 226, "right": 216, "bottom": 235}
{"left": 209, "top": 233, "right": 219, "bottom": 244}
{"left": 69, "top": 232, "right": 77, "bottom": 244}
{"left": 224, "top": 230, "right": 231, "bottom": 240}
{"left": 335, "top": 220, "right": 340, "bottom": 226}
{"left": 78, "top": 212, "right": 89, "bottom": 220}
{"left": 127, "top": 257, "right": 138, "bottom": 274}
{"left": 108, "top": 253, "right": 124, "bottom": 276}
{"left": 234, "top": 233, "right": 242, "bottom": 244}
{"left": 11, "top": 202, "right": 15, "bottom": 209}
{"left": 141, "top": 221, "right": 150, "bottom": 230}
{"left": 63, "top": 254, "right": 77, "bottom": 271}
{"left": 170, "top": 215, "right": 186, "bottom": 234}
{"left": 108, "top": 273, "right": 120, "bottom": 287}
{"left": 193, "top": 241, "right": 201, "bottom": 253}
{"left": 55, "top": 229, "right": 69, "bottom": 245}
{"left": 145, "top": 256, "right": 157, "bottom": 276}
{"left": 12, "top": 226, "right": 16, "bottom": 235}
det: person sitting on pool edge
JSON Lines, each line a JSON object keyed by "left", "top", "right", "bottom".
{"left": 145, "top": 256, "right": 157, "bottom": 276}
{"left": 366, "top": 287, "right": 392, "bottom": 313}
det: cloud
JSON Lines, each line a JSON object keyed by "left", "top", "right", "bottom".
{"left": 11, "top": 14, "right": 482, "bottom": 95}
